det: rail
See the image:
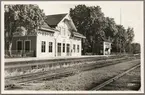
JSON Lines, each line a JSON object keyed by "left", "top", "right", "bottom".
{"left": 91, "top": 64, "right": 140, "bottom": 90}
{"left": 5, "top": 58, "right": 139, "bottom": 84}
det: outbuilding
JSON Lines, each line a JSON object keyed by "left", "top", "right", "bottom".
{"left": 103, "top": 41, "right": 111, "bottom": 55}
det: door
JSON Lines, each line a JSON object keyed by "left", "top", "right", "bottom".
{"left": 25, "top": 40, "right": 31, "bottom": 52}
{"left": 17, "top": 40, "right": 22, "bottom": 53}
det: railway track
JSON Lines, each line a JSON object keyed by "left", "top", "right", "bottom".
{"left": 5, "top": 57, "right": 132, "bottom": 80}
{"left": 5, "top": 56, "right": 139, "bottom": 89}
{"left": 5, "top": 57, "right": 125, "bottom": 78}
{"left": 5, "top": 58, "right": 126, "bottom": 79}
{"left": 5, "top": 55, "right": 139, "bottom": 79}
{"left": 6, "top": 55, "right": 138, "bottom": 78}
{"left": 91, "top": 64, "right": 140, "bottom": 90}
{"left": 5, "top": 55, "right": 123, "bottom": 76}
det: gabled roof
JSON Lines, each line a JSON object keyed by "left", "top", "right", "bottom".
{"left": 44, "top": 13, "right": 86, "bottom": 39}
{"left": 41, "top": 22, "right": 52, "bottom": 29}
{"left": 39, "top": 22, "right": 58, "bottom": 33}
{"left": 45, "top": 13, "right": 67, "bottom": 27}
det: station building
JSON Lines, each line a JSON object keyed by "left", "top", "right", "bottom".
{"left": 11, "top": 13, "right": 86, "bottom": 58}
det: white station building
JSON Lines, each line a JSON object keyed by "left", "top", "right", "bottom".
{"left": 11, "top": 13, "right": 86, "bottom": 58}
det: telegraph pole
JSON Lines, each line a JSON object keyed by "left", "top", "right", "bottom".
{"left": 120, "top": 8, "right": 122, "bottom": 25}
{"left": 119, "top": 8, "right": 122, "bottom": 53}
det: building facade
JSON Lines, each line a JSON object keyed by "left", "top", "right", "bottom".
{"left": 11, "top": 13, "right": 86, "bottom": 58}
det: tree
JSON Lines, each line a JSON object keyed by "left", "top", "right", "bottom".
{"left": 89, "top": 6, "right": 106, "bottom": 54}
{"left": 5, "top": 4, "right": 45, "bottom": 56}
{"left": 70, "top": 4, "right": 135, "bottom": 55}
{"left": 113, "top": 25, "right": 127, "bottom": 53}
{"left": 131, "top": 43, "right": 140, "bottom": 54}
{"left": 70, "top": 5, "right": 107, "bottom": 54}
{"left": 125, "top": 27, "right": 135, "bottom": 53}
{"left": 70, "top": 5, "right": 91, "bottom": 54}
{"left": 103, "top": 17, "right": 118, "bottom": 41}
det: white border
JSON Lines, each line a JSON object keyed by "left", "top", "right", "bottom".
{"left": 1, "top": 1, "right": 4, "bottom": 93}
{"left": 1, "top": 1, "right": 143, "bottom": 5}
{"left": 1, "top": 1, "right": 144, "bottom": 94}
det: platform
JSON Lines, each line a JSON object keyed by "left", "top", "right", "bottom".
{"left": 5, "top": 55, "right": 111, "bottom": 63}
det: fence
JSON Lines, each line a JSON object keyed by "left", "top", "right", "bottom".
{"left": 5, "top": 50, "right": 36, "bottom": 58}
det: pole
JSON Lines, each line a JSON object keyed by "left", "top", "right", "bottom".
{"left": 120, "top": 8, "right": 122, "bottom": 25}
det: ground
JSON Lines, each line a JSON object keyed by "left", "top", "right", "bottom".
{"left": 9, "top": 59, "right": 140, "bottom": 91}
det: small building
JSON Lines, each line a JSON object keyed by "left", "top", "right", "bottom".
{"left": 103, "top": 41, "right": 111, "bottom": 55}
{"left": 94, "top": 38, "right": 111, "bottom": 55}
{"left": 10, "top": 13, "right": 86, "bottom": 58}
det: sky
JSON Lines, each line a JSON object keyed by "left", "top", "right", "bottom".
{"left": 3, "top": 1, "right": 144, "bottom": 44}
{"left": 37, "top": 1, "right": 143, "bottom": 44}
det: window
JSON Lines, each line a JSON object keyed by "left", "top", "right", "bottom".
{"left": 77, "top": 45, "right": 79, "bottom": 53}
{"left": 57, "top": 43, "right": 61, "bottom": 56}
{"left": 63, "top": 43, "right": 65, "bottom": 52}
{"left": 17, "top": 40, "right": 22, "bottom": 52}
{"left": 41, "top": 41, "right": 46, "bottom": 53}
{"left": 73, "top": 44, "right": 75, "bottom": 52}
{"left": 49, "top": 42, "right": 53, "bottom": 52}
{"left": 25, "top": 40, "right": 31, "bottom": 52}
{"left": 66, "top": 44, "right": 70, "bottom": 56}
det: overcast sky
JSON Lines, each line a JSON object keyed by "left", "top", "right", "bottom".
{"left": 3, "top": 1, "right": 143, "bottom": 44}
{"left": 38, "top": 1, "right": 143, "bottom": 44}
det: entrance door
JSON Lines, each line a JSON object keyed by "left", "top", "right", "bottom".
{"left": 25, "top": 40, "right": 31, "bottom": 52}
{"left": 17, "top": 40, "right": 22, "bottom": 52}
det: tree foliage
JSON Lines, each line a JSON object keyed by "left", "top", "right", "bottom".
{"left": 5, "top": 4, "right": 45, "bottom": 56}
{"left": 70, "top": 5, "right": 117, "bottom": 54}
{"left": 70, "top": 5, "right": 91, "bottom": 54}
{"left": 125, "top": 27, "right": 135, "bottom": 53}
{"left": 131, "top": 43, "right": 140, "bottom": 54}
{"left": 113, "top": 25, "right": 127, "bottom": 53}
{"left": 70, "top": 4, "right": 138, "bottom": 54}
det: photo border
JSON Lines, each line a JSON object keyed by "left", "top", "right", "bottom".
{"left": 0, "top": 0, "right": 144, "bottom": 94}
